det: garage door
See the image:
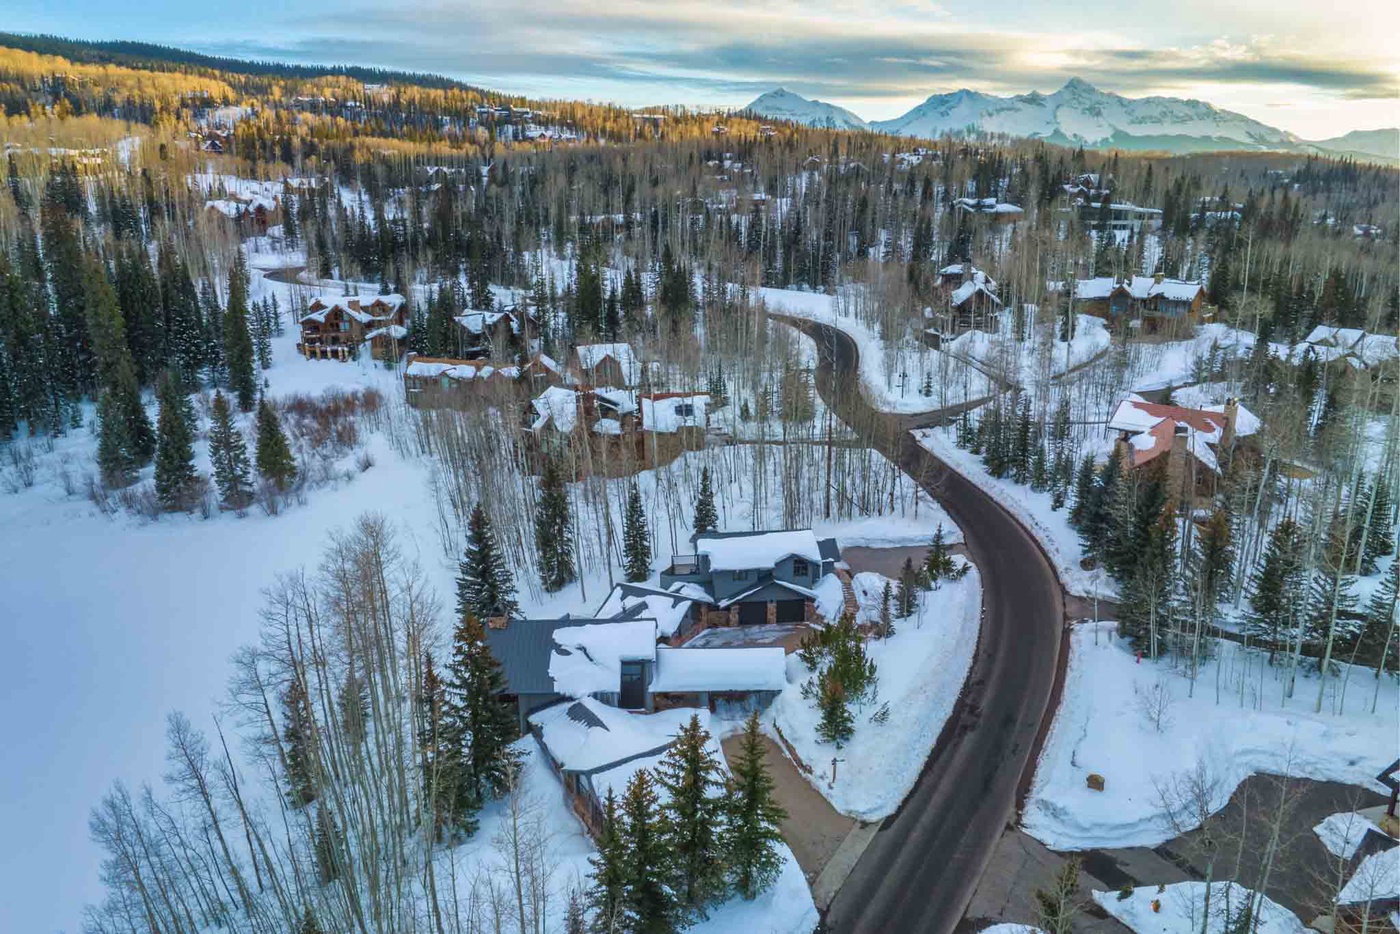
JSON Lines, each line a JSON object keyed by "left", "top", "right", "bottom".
{"left": 738, "top": 602, "right": 767, "bottom": 626}
{"left": 775, "top": 599, "right": 806, "bottom": 623}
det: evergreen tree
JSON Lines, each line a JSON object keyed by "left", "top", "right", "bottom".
{"left": 443, "top": 615, "right": 521, "bottom": 830}
{"left": 224, "top": 254, "right": 257, "bottom": 411}
{"left": 895, "top": 556, "right": 919, "bottom": 617}
{"left": 725, "top": 711, "right": 786, "bottom": 899}
{"left": 655, "top": 714, "right": 727, "bottom": 916}
{"left": 254, "top": 399, "right": 297, "bottom": 491}
{"left": 153, "top": 371, "right": 197, "bottom": 510}
{"left": 313, "top": 804, "right": 340, "bottom": 885}
{"left": 536, "top": 457, "right": 576, "bottom": 592}
{"left": 456, "top": 503, "right": 519, "bottom": 620}
{"left": 1248, "top": 518, "right": 1307, "bottom": 649}
{"left": 587, "top": 790, "right": 628, "bottom": 933}
{"left": 282, "top": 677, "right": 319, "bottom": 808}
{"left": 623, "top": 482, "right": 653, "bottom": 582}
{"left": 692, "top": 466, "right": 718, "bottom": 534}
{"left": 620, "top": 770, "right": 678, "bottom": 934}
{"left": 208, "top": 390, "right": 253, "bottom": 510}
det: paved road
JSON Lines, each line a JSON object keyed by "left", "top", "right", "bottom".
{"left": 774, "top": 316, "right": 1067, "bottom": 934}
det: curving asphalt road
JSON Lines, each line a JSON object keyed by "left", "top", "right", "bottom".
{"left": 774, "top": 315, "right": 1067, "bottom": 934}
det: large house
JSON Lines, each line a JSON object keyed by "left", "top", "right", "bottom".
{"left": 486, "top": 615, "right": 787, "bottom": 728}
{"left": 1107, "top": 396, "right": 1259, "bottom": 505}
{"left": 661, "top": 529, "right": 840, "bottom": 626}
{"left": 932, "top": 262, "right": 1002, "bottom": 335}
{"left": 1071, "top": 274, "right": 1206, "bottom": 333}
{"left": 298, "top": 294, "right": 409, "bottom": 361}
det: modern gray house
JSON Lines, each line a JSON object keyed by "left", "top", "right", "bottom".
{"left": 660, "top": 529, "right": 840, "bottom": 625}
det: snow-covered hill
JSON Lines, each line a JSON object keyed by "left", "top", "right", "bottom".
{"left": 745, "top": 87, "right": 868, "bottom": 131}
{"left": 870, "top": 78, "right": 1300, "bottom": 152}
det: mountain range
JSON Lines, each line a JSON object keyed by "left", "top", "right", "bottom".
{"left": 746, "top": 80, "right": 1398, "bottom": 159}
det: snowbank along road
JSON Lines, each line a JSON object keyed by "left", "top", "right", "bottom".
{"left": 774, "top": 315, "right": 1067, "bottom": 934}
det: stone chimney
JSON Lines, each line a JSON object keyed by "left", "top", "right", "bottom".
{"left": 1221, "top": 396, "right": 1239, "bottom": 450}
{"left": 1166, "top": 423, "right": 1190, "bottom": 509}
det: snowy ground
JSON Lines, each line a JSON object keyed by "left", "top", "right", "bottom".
{"left": 1025, "top": 622, "right": 1400, "bottom": 851}
{"left": 769, "top": 564, "right": 983, "bottom": 820}
{"left": 913, "top": 426, "right": 1116, "bottom": 599}
{"left": 458, "top": 740, "right": 817, "bottom": 934}
{"left": 1094, "top": 881, "right": 1307, "bottom": 934}
{"left": 945, "top": 313, "right": 1110, "bottom": 388}
{"left": 759, "top": 286, "right": 995, "bottom": 412}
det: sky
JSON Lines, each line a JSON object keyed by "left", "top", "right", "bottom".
{"left": 5, "top": 0, "right": 1399, "bottom": 138}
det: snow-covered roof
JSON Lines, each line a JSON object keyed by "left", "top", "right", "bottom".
{"left": 529, "top": 697, "right": 698, "bottom": 775}
{"left": 596, "top": 581, "right": 711, "bottom": 638}
{"left": 1338, "top": 846, "right": 1398, "bottom": 905}
{"left": 640, "top": 393, "right": 710, "bottom": 433}
{"left": 548, "top": 620, "right": 658, "bottom": 698}
{"left": 649, "top": 647, "right": 787, "bottom": 693}
{"left": 950, "top": 280, "right": 1002, "bottom": 308}
{"left": 576, "top": 343, "right": 640, "bottom": 386}
{"left": 1072, "top": 275, "right": 1202, "bottom": 304}
{"left": 530, "top": 386, "right": 581, "bottom": 433}
{"left": 694, "top": 529, "right": 825, "bottom": 572}
{"left": 1107, "top": 397, "right": 1258, "bottom": 474}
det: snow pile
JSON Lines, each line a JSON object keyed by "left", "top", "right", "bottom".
{"left": 1313, "top": 811, "right": 1384, "bottom": 860}
{"left": 651, "top": 647, "right": 788, "bottom": 693}
{"left": 769, "top": 566, "right": 982, "bottom": 819}
{"left": 1025, "top": 622, "right": 1400, "bottom": 850}
{"left": 1093, "top": 882, "right": 1306, "bottom": 934}
{"left": 549, "top": 620, "right": 657, "bottom": 698}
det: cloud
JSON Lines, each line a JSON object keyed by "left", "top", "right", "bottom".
{"left": 211, "top": 0, "right": 1397, "bottom": 111}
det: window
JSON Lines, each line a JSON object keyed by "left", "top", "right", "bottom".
{"left": 791, "top": 558, "right": 811, "bottom": 577}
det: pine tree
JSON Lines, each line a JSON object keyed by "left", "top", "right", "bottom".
{"left": 224, "top": 254, "right": 257, "bottom": 411}
{"left": 895, "top": 556, "right": 919, "bottom": 617}
{"left": 153, "top": 371, "right": 197, "bottom": 510}
{"left": 208, "top": 390, "right": 253, "bottom": 510}
{"left": 313, "top": 804, "right": 340, "bottom": 885}
{"left": 536, "top": 457, "right": 576, "bottom": 592}
{"left": 587, "top": 789, "right": 628, "bottom": 933}
{"left": 1248, "top": 518, "right": 1306, "bottom": 649}
{"left": 623, "top": 482, "right": 653, "bottom": 582}
{"left": 693, "top": 466, "right": 718, "bottom": 534}
{"left": 725, "top": 711, "right": 786, "bottom": 899}
{"left": 620, "top": 770, "right": 678, "bottom": 934}
{"left": 655, "top": 714, "right": 727, "bottom": 916}
{"left": 298, "top": 907, "right": 324, "bottom": 934}
{"left": 443, "top": 615, "right": 520, "bottom": 830}
{"left": 457, "top": 503, "right": 519, "bottom": 620}
{"left": 282, "top": 677, "right": 319, "bottom": 808}
{"left": 254, "top": 399, "right": 297, "bottom": 491}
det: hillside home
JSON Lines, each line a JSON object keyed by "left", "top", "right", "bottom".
{"left": 1072, "top": 274, "right": 1205, "bottom": 333}
{"left": 661, "top": 529, "right": 840, "bottom": 626}
{"left": 486, "top": 616, "right": 787, "bottom": 731}
{"left": 298, "top": 294, "right": 409, "bottom": 361}
{"left": 931, "top": 262, "right": 1002, "bottom": 335}
{"left": 1107, "top": 396, "right": 1260, "bottom": 506}
{"left": 573, "top": 342, "right": 641, "bottom": 388}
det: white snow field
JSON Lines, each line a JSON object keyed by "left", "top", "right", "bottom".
{"left": 1094, "top": 882, "right": 1307, "bottom": 934}
{"left": 770, "top": 563, "right": 983, "bottom": 820}
{"left": 1025, "top": 622, "right": 1400, "bottom": 850}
